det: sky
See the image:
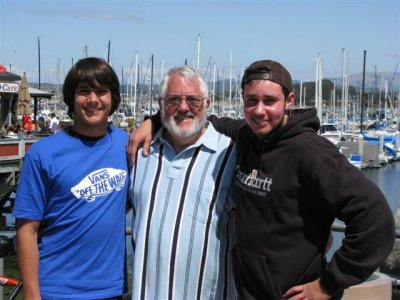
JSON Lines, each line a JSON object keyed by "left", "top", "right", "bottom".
{"left": 0, "top": 0, "right": 399, "bottom": 85}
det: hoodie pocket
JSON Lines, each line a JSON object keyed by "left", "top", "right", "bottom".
{"left": 233, "top": 245, "right": 282, "bottom": 299}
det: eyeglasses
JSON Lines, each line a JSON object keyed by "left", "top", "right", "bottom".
{"left": 162, "top": 95, "right": 205, "bottom": 110}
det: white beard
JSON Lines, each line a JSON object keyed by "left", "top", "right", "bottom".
{"left": 161, "top": 110, "right": 206, "bottom": 138}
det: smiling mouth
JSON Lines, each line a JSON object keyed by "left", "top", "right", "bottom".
{"left": 174, "top": 113, "right": 194, "bottom": 121}
{"left": 253, "top": 118, "right": 268, "bottom": 125}
{"left": 85, "top": 108, "right": 102, "bottom": 114}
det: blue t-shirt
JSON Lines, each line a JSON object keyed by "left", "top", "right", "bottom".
{"left": 13, "top": 126, "right": 129, "bottom": 299}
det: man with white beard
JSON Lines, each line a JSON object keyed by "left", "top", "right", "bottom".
{"left": 129, "top": 66, "right": 237, "bottom": 299}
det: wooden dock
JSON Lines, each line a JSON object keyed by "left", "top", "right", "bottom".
{"left": 0, "top": 138, "right": 39, "bottom": 201}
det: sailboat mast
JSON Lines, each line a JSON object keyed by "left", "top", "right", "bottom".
{"left": 11, "top": 48, "right": 16, "bottom": 73}
{"left": 299, "top": 81, "right": 303, "bottom": 108}
{"left": 315, "top": 53, "right": 322, "bottom": 124}
{"left": 340, "top": 48, "right": 347, "bottom": 136}
{"left": 222, "top": 70, "right": 225, "bottom": 114}
{"left": 332, "top": 81, "right": 336, "bottom": 117}
{"left": 38, "top": 36, "right": 41, "bottom": 90}
{"left": 83, "top": 45, "right": 88, "bottom": 58}
{"left": 121, "top": 66, "right": 124, "bottom": 114}
{"left": 212, "top": 63, "right": 216, "bottom": 114}
{"left": 133, "top": 51, "right": 139, "bottom": 119}
{"left": 229, "top": 51, "right": 232, "bottom": 114}
{"left": 149, "top": 54, "right": 154, "bottom": 116}
{"left": 196, "top": 34, "right": 200, "bottom": 70}
{"left": 107, "top": 40, "right": 111, "bottom": 64}
{"left": 360, "top": 50, "right": 367, "bottom": 133}
{"left": 161, "top": 58, "right": 165, "bottom": 79}
{"left": 55, "top": 58, "right": 60, "bottom": 112}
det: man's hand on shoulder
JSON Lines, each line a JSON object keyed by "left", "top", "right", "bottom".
{"left": 127, "top": 119, "right": 153, "bottom": 166}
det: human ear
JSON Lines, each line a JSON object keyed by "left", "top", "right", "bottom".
{"left": 205, "top": 97, "right": 211, "bottom": 109}
{"left": 285, "top": 92, "right": 295, "bottom": 110}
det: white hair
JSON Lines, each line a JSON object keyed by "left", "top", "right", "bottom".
{"left": 158, "top": 66, "right": 208, "bottom": 99}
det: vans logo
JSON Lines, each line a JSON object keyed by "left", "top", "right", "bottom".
{"left": 71, "top": 168, "right": 127, "bottom": 202}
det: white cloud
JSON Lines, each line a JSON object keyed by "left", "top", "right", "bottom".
{"left": 35, "top": 9, "right": 143, "bottom": 22}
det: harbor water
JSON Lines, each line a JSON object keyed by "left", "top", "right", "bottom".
{"left": 328, "top": 162, "right": 400, "bottom": 257}
{"left": 363, "top": 162, "right": 400, "bottom": 213}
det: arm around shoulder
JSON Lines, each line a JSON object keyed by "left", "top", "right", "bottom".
{"left": 208, "top": 114, "right": 245, "bottom": 140}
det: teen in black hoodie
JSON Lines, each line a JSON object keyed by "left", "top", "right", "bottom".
{"left": 209, "top": 60, "right": 395, "bottom": 299}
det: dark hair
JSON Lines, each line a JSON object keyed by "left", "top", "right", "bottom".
{"left": 62, "top": 57, "right": 121, "bottom": 119}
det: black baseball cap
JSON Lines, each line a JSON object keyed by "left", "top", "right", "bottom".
{"left": 241, "top": 60, "right": 293, "bottom": 93}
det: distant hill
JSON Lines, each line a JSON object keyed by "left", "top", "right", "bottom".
{"left": 326, "top": 72, "right": 400, "bottom": 91}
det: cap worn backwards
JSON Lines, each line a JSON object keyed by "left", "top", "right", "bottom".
{"left": 241, "top": 60, "right": 293, "bottom": 93}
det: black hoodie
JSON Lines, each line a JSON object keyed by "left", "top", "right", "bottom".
{"left": 210, "top": 108, "right": 395, "bottom": 299}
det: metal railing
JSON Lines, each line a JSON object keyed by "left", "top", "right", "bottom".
{"left": 0, "top": 225, "right": 398, "bottom": 300}
{"left": 332, "top": 223, "right": 400, "bottom": 239}
{"left": 0, "top": 223, "right": 400, "bottom": 300}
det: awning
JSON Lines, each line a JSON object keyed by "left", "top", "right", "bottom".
{"left": 28, "top": 87, "right": 54, "bottom": 99}
{"left": 0, "top": 64, "right": 21, "bottom": 82}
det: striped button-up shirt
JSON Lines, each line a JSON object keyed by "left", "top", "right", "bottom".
{"left": 130, "top": 122, "right": 237, "bottom": 300}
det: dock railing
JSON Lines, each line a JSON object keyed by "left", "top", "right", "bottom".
{"left": 332, "top": 223, "right": 400, "bottom": 239}
{"left": 0, "top": 138, "right": 40, "bottom": 164}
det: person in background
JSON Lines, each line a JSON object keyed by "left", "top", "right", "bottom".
{"left": 16, "top": 124, "right": 25, "bottom": 139}
{"left": 36, "top": 116, "right": 48, "bottom": 134}
{"left": 129, "top": 66, "right": 237, "bottom": 299}
{"left": 5, "top": 124, "right": 17, "bottom": 138}
{"left": 49, "top": 112, "right": 59, "bottom": 133}
{"left": 13, "top": 57, "right": 129, "bottom": 299}
{"left": 16, "top": 113, "right": 23, "bottom": 124}
{"left": 22, "top": 113, "right": 31, "bottom": 129}
{"left": 128, "top": 60, "right": 396, "bottom": 300}
{"left": 0, "top": 123, "right": 8, "bottom": 135}
{"left": 23, "top": 118, "right": 35, "bottom": 133}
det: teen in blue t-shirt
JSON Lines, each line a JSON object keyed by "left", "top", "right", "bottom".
{"left": 13, "top": 57, "right": 129, "bottom": 299}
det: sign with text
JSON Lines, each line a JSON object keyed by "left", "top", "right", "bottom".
{"left": 0, "top": 82, "right": 20, "bottom": 94}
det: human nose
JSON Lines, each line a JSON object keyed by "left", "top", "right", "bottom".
{"left": 177, "top": 97, "right": 190, "bottom": 111}
{"left": 87, "top": 91, "right": 99, "bottom": 101}
{"left": 254, "top": 100, "right": 265, "bottom": 115}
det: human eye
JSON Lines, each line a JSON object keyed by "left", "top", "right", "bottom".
{"left": 76, "top": 88, "right": 90, "bottom": 96}
{"left": 186, "top": 96, "right": 202, "bottom": 107}
{"left": 264, "top": 97, "right": 278, "bottom": 105}
{"left": 244, "top": 97, "right": 258, "bottom": 107}
{"left": 165, "top": 95, "right": 181, "bottom": 106}
{"left": 96, "top": 88, "right": 110, "bottom": 96}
